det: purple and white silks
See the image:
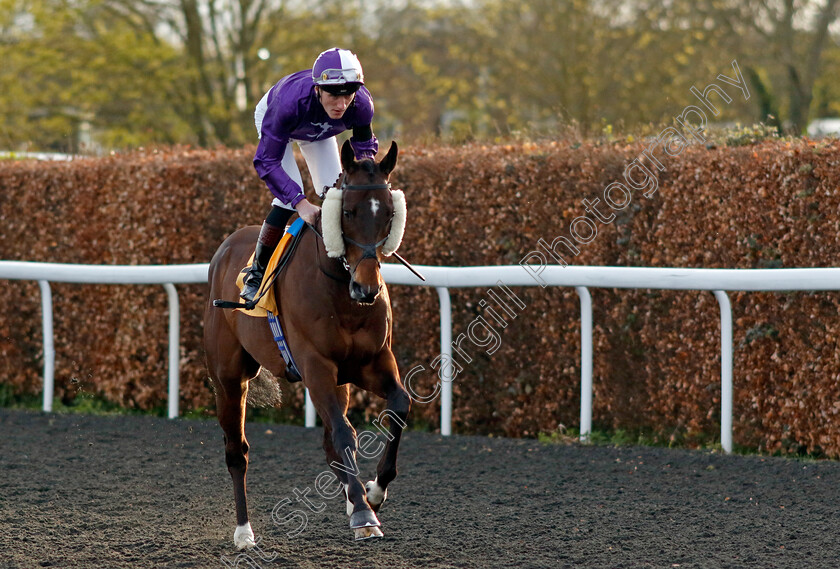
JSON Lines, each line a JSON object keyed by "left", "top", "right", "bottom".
{"left": 254, "top": 70, "right": 378, "bottom": 209}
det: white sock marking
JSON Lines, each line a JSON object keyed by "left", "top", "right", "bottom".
{"left": 365, "top": 478, "right": 387, "bottom": 506}
{"left": 233, "top": 522, "right": 255, "bottom": 550}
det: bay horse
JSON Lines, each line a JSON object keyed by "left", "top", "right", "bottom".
{"left": 204, "top": 140, "right": 411, "bottom": 547}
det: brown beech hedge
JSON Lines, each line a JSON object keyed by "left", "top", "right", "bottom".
{"left": 2, "top": 140, "right": 839, "bottom": 455}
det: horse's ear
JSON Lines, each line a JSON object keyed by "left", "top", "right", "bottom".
{"left": 340, "top": 139, "right": 356, "bottom": 172}
{"left": 379, "top": 141, "right": 398, "bottom": 177}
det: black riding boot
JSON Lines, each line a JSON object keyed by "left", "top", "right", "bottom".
{"left": 240, "top": 207, "right": 293, "bottom": 304}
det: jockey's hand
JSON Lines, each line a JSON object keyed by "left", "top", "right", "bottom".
{"left": 295, "top": 199, "right": 321, "bottom": 226}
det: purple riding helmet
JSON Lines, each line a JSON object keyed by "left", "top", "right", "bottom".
{"left": 312, "top": 48, "right": 365, "bottom": 96}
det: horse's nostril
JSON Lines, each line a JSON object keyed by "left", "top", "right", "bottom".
{"left": 350, "top": 281, "right": 379, "bottom": 303}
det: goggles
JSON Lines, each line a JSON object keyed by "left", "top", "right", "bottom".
{"left": 315, "top": 68, "right": 364, "bottom": 86}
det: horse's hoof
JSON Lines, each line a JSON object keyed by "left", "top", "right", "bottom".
{"left": 349, "top": 509, "right": 380, "bottom": 529}
{"left": 365, "top": 479, "right": 388, "bottom": 509}
{"left": 354, "top": 526, "right": 384, "bottom": 540}
{"left": 233, "top": 523, "right": 256, "bottom": 550}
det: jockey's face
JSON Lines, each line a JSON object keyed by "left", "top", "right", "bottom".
{"left": 318, "top": 87, "right": 355, "bottom": 119}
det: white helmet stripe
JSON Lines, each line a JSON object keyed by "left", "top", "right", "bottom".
{"left": 338, "top": 49, "right": 362, "bottom": 73}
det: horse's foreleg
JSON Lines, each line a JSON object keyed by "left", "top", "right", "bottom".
{"left": 330, "top": 414, "right": 380, "bottom": 531}
{"left": 321, "top": 386, "right": 352, "bottom": 515}
{"left": 367, "top": 386, "right": 410, "bottom": 512}
{"left": 305, "top": 368, "right": 381, "bottom": 539}
{"left": 323, "top": 424, "right": 383, "bottom": 540}
{"left": 363, "top": 356, "right": 411, "bottom": 513}
{"left": 322, "top": 426, "right": 350, "bottom": 514}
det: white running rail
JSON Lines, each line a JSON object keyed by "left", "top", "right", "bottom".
{"left": 2, "top": 261, "right": 840, "bottom": 452}
{"left": 0, "top": 262, "right": 206, "bottom": 419}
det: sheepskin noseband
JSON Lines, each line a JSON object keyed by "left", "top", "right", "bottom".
{"left": 320, "top": 187, "right": 406, "bottom": 258}
{"left": 321, "top": 188, "right": 346, "bottom": 258}
{"left": 382, "top": 189, "right": 406, "bottom": 256}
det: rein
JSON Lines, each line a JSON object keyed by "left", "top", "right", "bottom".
{"left": 212, "top": 221, "right": 307, "bottom": 310}
{"left": 309, "top": 223, "right": 352, "bottom": 283}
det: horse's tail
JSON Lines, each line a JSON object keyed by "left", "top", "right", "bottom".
{"left": 245, "top": 368, "right": 283, "bottom": 408}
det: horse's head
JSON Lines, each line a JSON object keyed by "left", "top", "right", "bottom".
{"left": 321, "top": 140, "right": 405, "bottom": 304}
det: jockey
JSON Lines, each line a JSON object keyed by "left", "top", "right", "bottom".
{"left": 241, "top": 47, "right": 379, "bottom": 303}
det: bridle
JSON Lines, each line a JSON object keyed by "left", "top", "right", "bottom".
{"left": 328, "top": 177, "right": 394, "bottom": 275}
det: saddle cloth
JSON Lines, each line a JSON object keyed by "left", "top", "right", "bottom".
{"left": 235, "top": 217, "right": 305, "bottom": 318}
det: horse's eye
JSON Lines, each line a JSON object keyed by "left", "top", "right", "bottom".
{"left": 343, "top": 209, "right": 353, "bottom": 219}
